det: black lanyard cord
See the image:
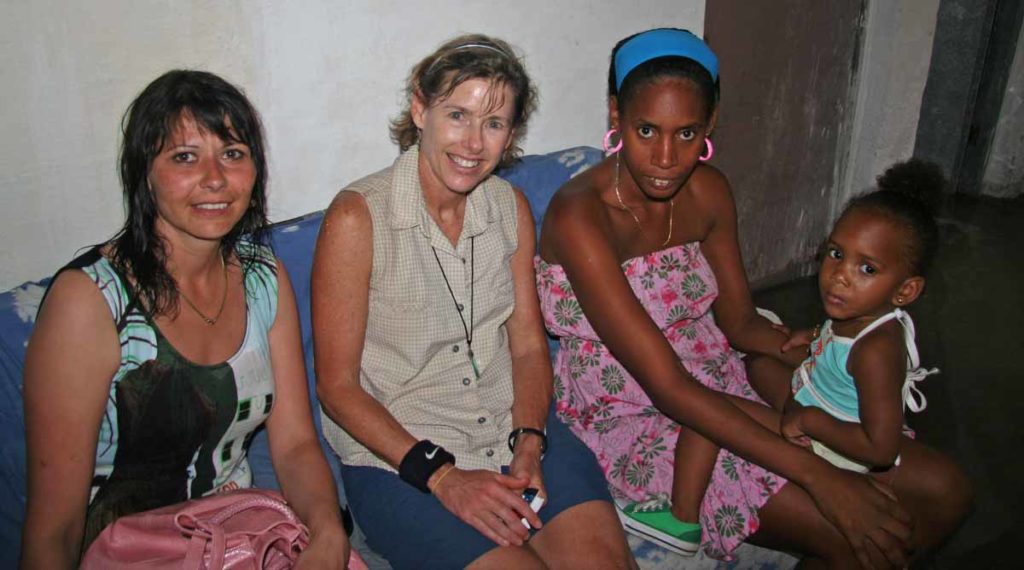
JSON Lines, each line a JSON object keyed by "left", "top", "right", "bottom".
{"left": 431, "top": 237, "right": 478, "bottom": 377}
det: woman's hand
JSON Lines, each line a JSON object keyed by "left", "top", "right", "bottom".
{"left": 295, "top": 524, "right": 350, "bottom": 570}
{"left": 780, "top": 408, "right": 813, "bottom": 448}
{"left": 431, "top": 467, "right": 536, "bottom": 546}
{"left": 805, "top": 469, "right": 913, "bottom": 569}
{"left": 508, "top": 433, "right": 547, "bottom": 505}
{"left": 780, "top": 328, "right": 816, "bottom": 353}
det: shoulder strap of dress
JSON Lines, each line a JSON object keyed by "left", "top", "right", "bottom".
{"left": 40, "top": 246, "right": 142, "bottom": 332}
{"left": 851, "top": 310, "right": 900, "bottom": 343}
{"left": 855, "top": 308, "right": 937, "bottom": 413}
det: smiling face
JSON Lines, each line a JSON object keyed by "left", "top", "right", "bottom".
{"left": 612, "top": 77, "right": 714, "bottom": 200}
{"left": 818, "top": 208, "right": 924, "bottom": 327}
{"left": 412, "top": 77, "right": 516, "bottom": 198}
{"left": 147, "top": 114, "right": 256, "bottom": 251}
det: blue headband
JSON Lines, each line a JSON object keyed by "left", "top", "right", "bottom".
{"left": 614, "top": 29, "right": 719, "bottom": 90}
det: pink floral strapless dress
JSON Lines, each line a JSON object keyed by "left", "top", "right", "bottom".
{"left": 535, "top": 243, "right": 785, "bottom": 559}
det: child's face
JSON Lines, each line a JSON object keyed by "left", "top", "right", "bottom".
{"left": 818, "top": 208, "right": 919, "bottom": 324}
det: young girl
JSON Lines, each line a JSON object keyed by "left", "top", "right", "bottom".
{"left": 674, "top": 159, "right": 962, "bottom": 560}
{"left": 774, "top": 159, "right": 944, "bottom": 471}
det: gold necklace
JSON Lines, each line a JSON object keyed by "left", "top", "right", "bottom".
{"left": 177, "top": 255, "right": 228, "bottom": 326}
{"left": 613, "top": 154, "right": 674, "bottom": 247}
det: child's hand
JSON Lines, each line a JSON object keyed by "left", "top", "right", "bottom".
{"left": 781, "top": 408, "right": 813, "bottom": 448}
{"left": 780, "top": 328, "right": 817, "bottom": 353}
{"left": 768, "top": 322, "right": 792, "bottom": 337}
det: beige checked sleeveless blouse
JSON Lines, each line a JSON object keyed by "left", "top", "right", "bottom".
{"left": 322, "top": 147, "right": 520, "bottom": 472}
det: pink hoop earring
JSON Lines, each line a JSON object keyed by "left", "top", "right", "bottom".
{"left": 699, "top": 138, "right": 714, "bottom": 162}
{"left": 603, "top": 129, "right": 623, "bottom": 154}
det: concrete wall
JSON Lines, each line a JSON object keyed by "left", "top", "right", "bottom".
{"left": 705, "top": 0, "right": 866, "bottom": 286}
{"left": 841, "top": 0, "right": 941, "bottom": 210}
{"left": 914, "top": 0, "right": 998, "bottom": 189}
{"left": 981, "top": 14, "right": 1024, "bottom": 198}
{"left": 705, "top": 0, "right": 941, "bottom": 286}
{"left": 0, "top": 0, "right": 703, "bottom": 290}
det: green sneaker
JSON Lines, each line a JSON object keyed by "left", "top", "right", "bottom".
{"left": 615, "top": 495, "right": 701, "bottom": 557}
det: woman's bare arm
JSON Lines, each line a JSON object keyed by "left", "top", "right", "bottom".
{"left": 21, "top": 270, "right": 120, "bottom": 569}
{"left": 264, "top": 259, "right": 349, "bottom": 568}
{"left": 692, "top": 167, "right": 794, "bottom": 361}
{"left": 504, "top": 188, "right": 553, "bottom": 502}
{"left": 312, "top": 191, "right": 415, "bottom": 468}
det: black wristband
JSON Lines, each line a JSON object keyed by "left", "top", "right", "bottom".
{"left": 398, "top": 440, "right": 455, "bottom": 494}
{"left": 508, "top": 427, "right": 548, "bottom": 458}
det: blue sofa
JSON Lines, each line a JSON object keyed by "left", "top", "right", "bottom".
{"left": 0, "top": 146, "right": 795, "bottom": 569}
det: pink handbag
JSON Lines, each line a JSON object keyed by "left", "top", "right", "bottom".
{"left": 81, "top": 488, "right": 311, "bottom": 569}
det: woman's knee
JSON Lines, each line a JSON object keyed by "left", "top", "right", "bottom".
{"left": 467, "top": 544, "right": 547, "bottom": 570}
{"left": 531, "top": 500, "right": 635, "bottom": 569}
{"left": 752, "top": 483, "right": 860, "bottom": 568}
{"left": 892, "top": 439, "right": 974, "bottom": 544}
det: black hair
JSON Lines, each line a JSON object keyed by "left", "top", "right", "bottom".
{"left": 608, "top": 28, "right": 720, "bottom": 120}
{"left": 111, "top": 69, "right": 270, "bottom": 316}
{"left": 390, "top": 33, "right": 538, "bottom": 168}
{"left": 842, "top": 159, "right": 944, "bottom": 276}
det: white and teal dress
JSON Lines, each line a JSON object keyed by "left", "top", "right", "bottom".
{"left": 52, "top": 244, "right": 280, "bottom": 545}
{"left": 790, "top": 309, "right": 937, "bottom": 472}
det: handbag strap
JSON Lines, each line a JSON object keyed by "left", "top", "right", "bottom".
{"left": 181, "top": 518, "right": 226, "bottom": 570}
{"left": 207, "top": 493, "right": 301, "bottom": 525}
{"left": 175, "top": 491, "right": 306, "bottom": 569}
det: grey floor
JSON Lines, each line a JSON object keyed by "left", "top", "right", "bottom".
{"left": 752, "top": 193, "right": 1024, "bottom": 568}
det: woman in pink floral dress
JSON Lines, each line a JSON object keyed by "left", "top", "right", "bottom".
{"left": 537, "top": 244, "right": 777, "bottom": 559}
{"left": 536, "top": 29, "right": 916, "bottom": 568}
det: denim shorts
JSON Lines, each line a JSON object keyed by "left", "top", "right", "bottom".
{"left": 341, "top": 410, "right": 612, "bottom": 569}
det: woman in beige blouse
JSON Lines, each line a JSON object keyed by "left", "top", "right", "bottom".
{"left": 312, "top": 34, "right": 634, "bottom": 569}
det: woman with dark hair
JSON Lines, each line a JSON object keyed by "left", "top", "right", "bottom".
{"left": 21, "top": 70, "right": 349, "bottom": 568}
{"left": 537, "top": 28, "right": 969, "bottom": 567}
{"left": 313, "top": 34, "right": 634, "bottom": 569}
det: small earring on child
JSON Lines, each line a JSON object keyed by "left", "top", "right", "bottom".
{"left": 896, "top": 296, "right": 904, "bottom": 305}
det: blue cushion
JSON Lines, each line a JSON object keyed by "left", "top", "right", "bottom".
{"left": 497, "top": 146, "right": 604, "bottom": 241}
{"left": 247, "top": 211, "right": 344, "bottom": 500}
{"left": 0, "top": 279, "right": 48, "bottom": 567}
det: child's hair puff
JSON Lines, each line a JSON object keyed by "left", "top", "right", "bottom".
{"left": 842, "top": 159, "right": 945, "bottom": 276}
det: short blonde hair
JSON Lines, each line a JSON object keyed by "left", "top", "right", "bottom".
{"left": 390, "top": 34, "right": 538, "bottom": 168}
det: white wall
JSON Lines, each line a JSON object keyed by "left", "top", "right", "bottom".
{"left": 0, "top": 0, "right": 703, "bottom": 290}
{"left": 839, "top": 0, "right": 940, "bottom": 217}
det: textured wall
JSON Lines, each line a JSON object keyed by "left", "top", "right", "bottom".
{"left": 842, "top": 0, "right": 940, "bottom": 209}
{"left": 914, "top": 0, "right": 997, "bottom": 190}
{"left": 0, "top": 0, "right": 703, "bottom": 290}
{"left": 705, "top": 1, "right": 866, "bottom": 286}
{"left": 982, "top": 16, "right": 1024, "bottom": 198}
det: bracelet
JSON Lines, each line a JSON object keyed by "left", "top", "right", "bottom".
{"left": 508, "top": 427, "right": 548, "bottom": 458}
{"left": 809, "top": 324, "right": 822, "bottom": 355}
{"left": 399, "top": 440, "right": 455, "bottom": 494}
{"left": 430, "top": 464, "right": 456, "bottom": 493}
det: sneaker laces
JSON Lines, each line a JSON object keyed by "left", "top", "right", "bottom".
{"left": 631, "top": 493, "right": 672, "bottom": 513}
